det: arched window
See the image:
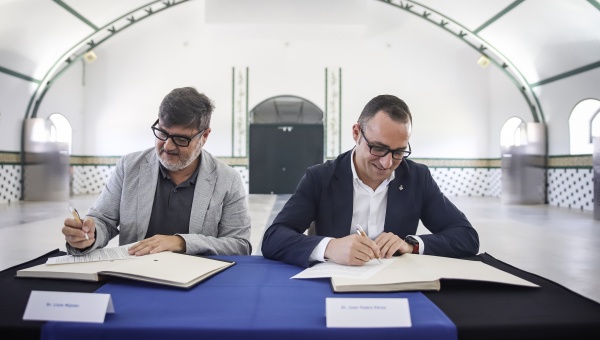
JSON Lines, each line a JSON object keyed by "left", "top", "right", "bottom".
{"left": 569, "top": 99, "right": 600, "bottom": 155}
{"left": 47, "top": 113, "right": 72, "bottom": 154}
{"left": 500, "top": 117, "right": 526, "bottom": 148}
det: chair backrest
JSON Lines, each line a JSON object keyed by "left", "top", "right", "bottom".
{"left": 306, "top": 221, "right": 316, "bottom": 236}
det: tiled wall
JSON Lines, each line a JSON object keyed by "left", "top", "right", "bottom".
{"left": 69, "top": 164, "right": 251, "bottom": 196}
{"left": 546, "top": 155, "right": 593, "bottom": 211}
{"left": 72, "top": 165, "right": 115, "bottom": 195}
{"left": 0, "top": 152, "right": 21, "bottom": 203}
{"left": 0, "top": 152, "right": 593, "bottom": 211}
{"left": 0, "top": 164, "right": 21, "bottom": 203}
{"left": 547, "top": 168, "right": 593, "bottom": 210}
{"left": 430, "top": 168, "right": 502, "bottom": 197}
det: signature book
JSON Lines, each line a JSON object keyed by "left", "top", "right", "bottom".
{"left": 324, "top": 254, "right": 539, "bottom": 293}
{"left": 16, "top": 252, "right": 234, "bottom": 289}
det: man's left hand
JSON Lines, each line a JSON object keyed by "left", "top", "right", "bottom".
{"left": 374, "top": 232, "right": 412, "bottom": 258}
{"left": 128, "top": 235, "right": 186, "bottom": 256}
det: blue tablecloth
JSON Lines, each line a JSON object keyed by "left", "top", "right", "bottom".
{"left": 42, "top": 255, "right": 456, "bottom": 340}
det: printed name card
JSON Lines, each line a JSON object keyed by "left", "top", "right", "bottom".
{"left": 326, "top": 298, "right": 411, "bottom": 328}
{"left": 23, "top": 291, "right": 114, "bottom": 323}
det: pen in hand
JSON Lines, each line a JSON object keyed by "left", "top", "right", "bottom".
{"left": 355, "top": 224, "right": 382, "bottom": 263}
{"left": 69, "top": 206, "right": 89, "bottom": 241}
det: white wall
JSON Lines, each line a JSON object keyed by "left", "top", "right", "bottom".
{"left": 2, "top": 0, "right": 597, "bottom": 159}
{"left": 0, "top": 74, "right": 33, "bottom": 151}
{"left": 36, "top": 62, "right": 84, "bottom": 154}
{"left": 488, "top": 65, "right": 532, "bottom": 157}
{"left": 534, "top": 67, "right": 600, "bottom": 155}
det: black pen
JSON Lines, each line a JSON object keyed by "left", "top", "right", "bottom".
{"left": 355, "top": 224, "right": 382, "bottom": 263}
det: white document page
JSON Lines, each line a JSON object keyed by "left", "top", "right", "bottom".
{"left": 332, "top": 254, "right": 539, "bottom": 288}
{"left": 47, "top": 244, "right": 138, "bottom": 265}
{"left": 417, "top": 255, "right": 539, "bottom": 287}
{"left": 291, "top": 258, "right": 394, "bottom": 279}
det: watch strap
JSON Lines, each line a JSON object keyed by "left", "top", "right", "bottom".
{"left": 405, "top": 236, "right": 420, "bottom": 254}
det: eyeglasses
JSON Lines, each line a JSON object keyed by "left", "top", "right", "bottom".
{"left": 151, "top": 119, "right": 204, "bottom": 147}
{"left": 360, "top": 128, "right": 411, "bottom": 160}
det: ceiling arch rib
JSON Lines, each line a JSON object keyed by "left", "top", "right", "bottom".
{"left": 26, "top": 0, "right": 191, "bottom": 119}
{"left": 378, "top": 0, "right": 544, "bottom": 123}
{"left": 472, "top": 0, "right": 524, "bottom": 34}
{"left": 29, "top": 0, "right": 546, "bottom": 123}
{"left": 53, "top": 0, "right": 99, "bottom": 31}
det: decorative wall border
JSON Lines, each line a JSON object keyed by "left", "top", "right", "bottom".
{"left": 325, "top": 67, "right": 342, "bottom": 158}
{"left": 0, "top": 151, "right": 20, "bottom": 164}
{"left": 232, "top": 66, "right": 248, "bottom": 157}
{"left": 547, "top": 154, "right": 592, "bottom": 168}
{"left": 70, "top": 155, "right": 120, "bottom": 166}
{"left": 413, "top": 158, "right": 501, "bottom": 168}
{"left": 1, "top": 151, "right": 591, "bottom": 169}
{"left": 0, "top": 151, "right": 593, "bottom": 211}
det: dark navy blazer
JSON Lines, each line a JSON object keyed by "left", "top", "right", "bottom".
{"left": 261, "top": 150, "right": 480, "bottom": 268}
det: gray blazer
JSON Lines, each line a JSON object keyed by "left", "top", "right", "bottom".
{"left": 68, "top": 148, "right": 251, "bottom": 255}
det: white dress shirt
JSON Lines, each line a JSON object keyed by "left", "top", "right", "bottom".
{"left": 309, "top": 150, "right": 422, "bottom": 263}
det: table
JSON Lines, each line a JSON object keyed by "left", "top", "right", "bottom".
{"left": 2, "top": 251, "right": 600, "bottom": 339}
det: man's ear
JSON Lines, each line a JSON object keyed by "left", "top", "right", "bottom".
{"left": 352, "top": 123, "right": 361, "bottom": 143}
{"left": 201, "top": 128, "right": 212, "bottom": 144}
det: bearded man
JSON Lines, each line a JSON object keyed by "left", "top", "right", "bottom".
{"left": 62, "top": 87, "right": 251, "bottom": 257}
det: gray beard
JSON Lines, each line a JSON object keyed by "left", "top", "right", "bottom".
{"left": 157, "top": 143, "right": 202, "bottom": 171}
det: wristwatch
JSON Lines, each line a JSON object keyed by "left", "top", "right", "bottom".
{"left": 405, "top": 236, "right": 420, "bottom": 254}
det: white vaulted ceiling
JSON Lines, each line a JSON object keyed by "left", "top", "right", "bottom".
{"left": 1, "top": 0, "right": 599, "bottom": 124}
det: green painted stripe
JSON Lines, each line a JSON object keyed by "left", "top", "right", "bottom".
{"left": 231, "top": 67, "right": 235, "bottom": 156}
{"left": 547, "top": 166, "right": 592, "bottom": 169}
{"left": 588, "top": 0, "right": 600, "bottom": 11}
{"left": 53, "top": 0, "right": 99, "bottom": 31}
{"left": 549, "top": 154, "right": 592, "bottom": 158}
{"left": 338, "top": 68, "right": 342, "bottom": 155}
{"left": 0, "top": 66, "right": 41, "bottom": 83}
{"left": 473, "top": 0, "right": 524, "bottom": 34}
{"left": 324, "top": 67, "right": 328, "bottom": 158}
{"left": 426, "top": 166, "right": 501, "bottom": 169}
{"left": 245, "top": 66, "right": 249, "bottom": 157}
{"left": 531, "top": 60, "right": 600, "bottom": 87}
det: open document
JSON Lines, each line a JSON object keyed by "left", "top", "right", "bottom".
{"left": 291, "top": 258, "right": 394, "bottom": 279}
{"left": 292, "top": 254, "right": 539, "bottom": 293}
{"left": 17, "top": 251, "right": 235, "bottom": 289}
{"left": 46, "top": 244, "right": 138, "bottom": 264}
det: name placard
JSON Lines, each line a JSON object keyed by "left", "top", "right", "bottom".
{"left": 326, "top": 298, "right": 411, "bottom": 328}
{"left": 23, "top": 291, "right": 114, "bottom": 323}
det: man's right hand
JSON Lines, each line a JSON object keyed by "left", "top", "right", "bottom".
{"left": 62, "top": 217, "right": 96, "bottom": 250}
{"left": 324, "top": 234, "right": 381, "bottom": 266}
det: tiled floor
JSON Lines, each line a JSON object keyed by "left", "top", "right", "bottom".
{"left": 1, "top": 194, "right": 599, "bottom": 303}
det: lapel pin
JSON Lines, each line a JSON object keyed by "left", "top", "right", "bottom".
{"left": 399, "top": 185, "right": 404, "bottom": 191}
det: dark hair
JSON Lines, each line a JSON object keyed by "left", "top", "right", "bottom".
{"left": 357, "top": 95, "right": 412, "bottom": 127}
{"left": 158, "top": 87, "right": 214, "bottom": 131}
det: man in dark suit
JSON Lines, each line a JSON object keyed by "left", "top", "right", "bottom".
{"left": 261, "top": 95, "right": 479, "bottom": 268}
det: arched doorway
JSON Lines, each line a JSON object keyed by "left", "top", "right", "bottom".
{"left": 249, "top": 95, "right": 324, "bottom": 194}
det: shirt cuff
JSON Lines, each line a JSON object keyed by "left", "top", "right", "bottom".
{"left": 309, "top": 237, "right": 333, "bottom": 263}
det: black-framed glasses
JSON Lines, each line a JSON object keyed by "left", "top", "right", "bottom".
{"left": 360, "top": 128, "right": 411, "bottom": 160}
{"left": 151, "top": 119, "right": 204, "bottom": 147}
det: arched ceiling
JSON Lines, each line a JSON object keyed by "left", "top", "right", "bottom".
{"left": 1, "top": 0, "right": 599, "bottom": 122}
